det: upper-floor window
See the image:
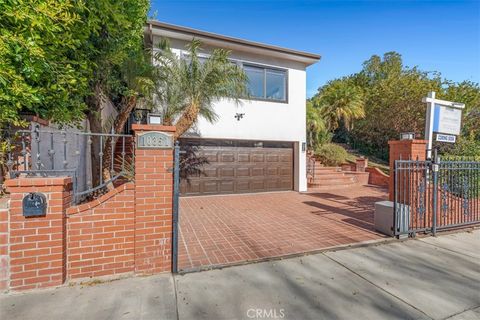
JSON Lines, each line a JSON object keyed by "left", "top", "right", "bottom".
{"left": 244, "top": 64, "right": 287, "bottom": 102}
{"left": 181, "top": 52, "right": 288, "bottom": 102}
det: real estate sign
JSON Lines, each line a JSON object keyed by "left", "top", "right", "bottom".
{"left": 432, "top": 104, "right": 462, "bottom": 135}
{"left": 422, "top": 92, "right": 465, "bottom": 158}
{"left": 436, "top": 133, "right": 456, "bottom": 143}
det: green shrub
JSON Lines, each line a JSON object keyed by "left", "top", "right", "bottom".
{"left": 315, "top": 143, "right": 348, "bottom": 166}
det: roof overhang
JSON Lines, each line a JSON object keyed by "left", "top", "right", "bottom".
{"left": 146, "top": 20, "right": 321, "bottom": 66}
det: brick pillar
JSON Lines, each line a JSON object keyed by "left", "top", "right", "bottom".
{"left": 5, "top": 177, "right": 72, "bottom": 291}
{"left": 0, "top": 199, "right": 9, "bottom": 290}
{"left": 356, "top": 157, "right": 368, "bottom": 172}
{"left": 132, "top": 124, "right": 176, "bottom": 274}
{"left": 388, "top": 140, "right": 427, "bottom": 201}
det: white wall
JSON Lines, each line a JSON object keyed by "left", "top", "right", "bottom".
{"left": 154, "top": 36, "right": 308, "bottom": 192}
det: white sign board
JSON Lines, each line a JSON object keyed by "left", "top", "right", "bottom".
{"left": 423, "top": 92, "right": 465, "bottom": 159}
{"left": 436, "top": 134, "right": 456, "bottom": 143}
{"left": 433, "top": 104, "right": 462, "bottom": 135}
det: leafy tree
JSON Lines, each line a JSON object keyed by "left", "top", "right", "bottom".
{"left": 1, "top": 0, "right": 151, "bottom": 185}
{"left": 354, "top": 53, "right": 443, "bottom": 158}
{"left": 78, "top": 0, "right": 150, "bottom": 184}
{"left": 443, "top": 80, "right": 480, "bottom": 142}
{"left": 313, "top": 78, "right": 365, "bottom": 132}
{"left": 0, "top": 0, "right": 89, "bottom": 128}
{"left": 306, "top": 100, "right": 330, "bottom": 149}
{"left": 312, "top": 52, "right": 479, "bottom": 160}
{"left": 153, "top": 39, "right": 249, "bottom": 140}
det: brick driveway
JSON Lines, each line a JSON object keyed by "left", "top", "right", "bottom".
{"left": 178, "top": 185, "right": 388, "bottom": 271}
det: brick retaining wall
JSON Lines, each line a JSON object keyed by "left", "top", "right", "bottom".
{"left": 1, "top": 125, "right": 176, "bottom": 292}
{"left": 66, "top": 183, "right": 135, "bottom": 280}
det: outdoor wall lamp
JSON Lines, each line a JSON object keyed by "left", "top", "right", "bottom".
{"left": 400, "top": 132, "right": 415, "bottom": 140}
{"left": 147, "top": 113, "right": 163, "bottom": 125}
{"left": 234, "top": 113, "right": 245, "bottom": 121}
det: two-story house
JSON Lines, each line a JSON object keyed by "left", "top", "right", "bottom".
{"left": 146, "top": 21, "right": 320, "bottom": 196}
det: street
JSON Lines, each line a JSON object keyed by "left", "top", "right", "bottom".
{"left": 1, "top": 230, "right": 479, "bottom": 320}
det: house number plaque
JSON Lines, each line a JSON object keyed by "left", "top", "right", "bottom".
{"left": 22, "top": 193, "right": 47, "bottom": 217}
{"left": 137, "top": 131, "right": 173, "bottom": 149}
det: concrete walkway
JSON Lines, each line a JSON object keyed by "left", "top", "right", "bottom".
{"left": 1, "top": 230, "right": 479, "bottom": 320}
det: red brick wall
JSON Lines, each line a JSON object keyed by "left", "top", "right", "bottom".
{"left": 5, "top": 177, "right": 71, "bottom": 291}
{"left": 133, "top": 124, "right": 175, "bottom": 274}
{"left": 388, "top": 140, "right": 427, "bottom": 200}
{"left": 66, "top": 183, "right": 135, "bottom": 280}
{"left": 0, "top": 198, "right": 9, "bottom": 291}
{"left": 366, "top": 167, "right": 389, "bottom": 187}
{"left": 340, "top": 161, "right": 356, "bottom": 171}
{"left": 2, "top": 125, "right": 176, "bottom": 291}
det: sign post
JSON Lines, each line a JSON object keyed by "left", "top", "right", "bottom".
{"left": 422, "top": 92, "right": 465, "bottom": 159}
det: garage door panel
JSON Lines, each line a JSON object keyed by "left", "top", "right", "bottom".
{"left": 266, "top": 154, "right": 279, "bottom": 162}
{"left": 265, "top": 179, "right": 279, "bottom": 189}
{"left": 279, "top": 167, "right": 292, "bottom": 176}
{"left": 252, "top": 153, "right": 265, "bottom": 162}
{"left": 279, "top": 179, "right": 293, "bottom": 188}
{"left": 203, "top": 167, "right": 217, "bottom": 177}
{"left": 204, "top": 152, "right": 219, "bottom": 162}
{"left": 219, "top": 181, "right": 235, "bottom": 193}
{"left": 203, "top": 181, "right": 219, "bottom": 193}
{"left": 180, "top": 139, "right": 293, "bottom": 196}
{"left": 219, "top": 167, "right": 235, "bottom": 177}
{"left": 182, "top": 180, "right": 201, "bottom": 195}
{"left": 266, "top": 167, "right": 279, "bottom": 176}
{"left": 236, "top": 167, "right": 250, "bottom": 177}
{"left": 251, "top": 167, "right": 265, "bottom": 176}
{"left": 236, "top": 180, "right": 250, "bottom": 192}
{"left": 250, "top": 180, "right": 266, "bottom": 191}
{"left": 220, "top": 153, "right": 235, "bottom": 162}
{"left": 237, "top": 153, "right": 250, "bottom": 162}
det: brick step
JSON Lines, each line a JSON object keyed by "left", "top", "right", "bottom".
{"left": 306, "top": 183, "right": 360, "bottom": 191}
{"left": 312, "top": 167, "right": 341, "bottom": 173}
{"left": 308, "top": 176, "right": 357, "bottom": 186}
{"left": 311, "top": 173, "right": 348, "bottom": 180}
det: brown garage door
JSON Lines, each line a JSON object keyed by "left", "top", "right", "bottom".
{"left": 179, "top": 139, "right": 293, "bottom": 196}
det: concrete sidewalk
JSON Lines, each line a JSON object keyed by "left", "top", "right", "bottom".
{"left": 1, "top": 230, "right": 479, "bottom": 320}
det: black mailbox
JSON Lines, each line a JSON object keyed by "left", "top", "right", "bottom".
{"left": 22, "top": 193, "right": 47, "bottom": 217}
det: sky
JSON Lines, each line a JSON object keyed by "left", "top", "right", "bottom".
{"left": 150, "top": 0, "right": 480, "bottom": 97}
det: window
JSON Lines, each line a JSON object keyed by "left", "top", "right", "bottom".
{"left": 244, "top": 64, "right": 287, "bottom": 102}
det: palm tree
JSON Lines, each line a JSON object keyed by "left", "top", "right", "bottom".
{"left": 315, "top": 79, "right": 365, "bottom": 131}
{"left": 153, "top": 39, "right": 248, "bottom": 139}
{"left": 101, "top": 49, "right": 156, "bottom": 185}
{"left": 306, "top": 101, "right": 329, "bottom": 149}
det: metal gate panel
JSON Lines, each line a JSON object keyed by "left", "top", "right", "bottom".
{"left": 394, "top": 158, "right": 480, "bottom": 236}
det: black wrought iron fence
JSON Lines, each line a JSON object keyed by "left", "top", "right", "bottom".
{"left": 394, "top": 156, "right": 480, "bottom": 236}
{"left": 3, "top": 124, "right": 134, "bottom": 204}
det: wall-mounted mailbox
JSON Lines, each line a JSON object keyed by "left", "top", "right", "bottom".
{"left": 22, "top": 193, "right": 47, "bottom": 217}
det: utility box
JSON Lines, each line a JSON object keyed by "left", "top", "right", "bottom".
{"left": 374, "top": 201, "right": 410, "bottom": 237}
{"left": 374, "top": 201, "right": 394, "bottom": 236}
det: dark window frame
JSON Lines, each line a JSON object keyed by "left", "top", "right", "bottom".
{"left": 180, "top": 52, "right": 289, "bottom": 104}
{"left": 243, "top": 62, "right": 288, "bottom": 104}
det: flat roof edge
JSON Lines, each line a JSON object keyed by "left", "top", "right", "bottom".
{"left": 147, "top": 20, "right": 321, "bottom": 62}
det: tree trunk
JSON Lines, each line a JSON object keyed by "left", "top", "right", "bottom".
{"left": 173, "top": 103, "right": 200, "bottom": 140}
{"left": 102, "top": 95, "right": 137, "bottom": 188}
{"left": 86, "top": 83, "right": 106, "bottom": 188}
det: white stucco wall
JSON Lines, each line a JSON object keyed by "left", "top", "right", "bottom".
{"left": 153, "top": 36, "right": 308, "bottom": 192}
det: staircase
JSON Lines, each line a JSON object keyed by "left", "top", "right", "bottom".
{"left": 307, "top": 166, "right": 369, "bottom": 191}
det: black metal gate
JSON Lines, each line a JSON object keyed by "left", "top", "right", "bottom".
{"left": 394, "top": 156, "right": 480, "bottom": 236}
{"left": 171, "top": 142, "right": 181, "bottom": 273}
